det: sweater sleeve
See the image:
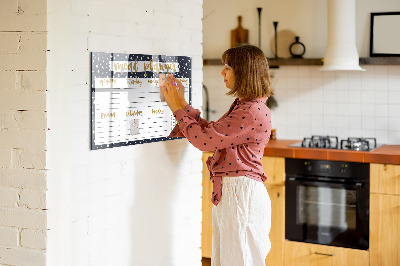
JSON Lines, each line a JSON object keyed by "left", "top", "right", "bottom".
{"left": 173, "top": 106, "right": 256, "bottom": 152}
{"left": 168, "top": 104, "right": 210, "bottom": 138}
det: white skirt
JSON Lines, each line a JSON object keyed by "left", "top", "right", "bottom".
{"left": 212, "top": 176, "right": 271, "bottom": 266}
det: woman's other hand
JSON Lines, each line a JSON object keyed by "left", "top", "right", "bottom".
{"left": 161, "top": 78, "right": 184, "bottom": 113}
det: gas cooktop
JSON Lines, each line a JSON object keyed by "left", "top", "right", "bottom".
{"left": 289, "top": 135, "right": 382, "bottom": 151}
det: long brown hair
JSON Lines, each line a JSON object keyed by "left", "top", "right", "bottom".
{"left": 221, "top": 44, "right": 273, "bottom": 99}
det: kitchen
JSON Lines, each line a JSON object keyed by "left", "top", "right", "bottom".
{"left": 0, "top": 0, "right": 399, "bottom": 265}
{"left": 202, "top": 0, "right": 400, "bottom": 265}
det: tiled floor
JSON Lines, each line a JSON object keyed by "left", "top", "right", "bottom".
{"left": 202, "top": 257, "right": 211, "bottom": 266}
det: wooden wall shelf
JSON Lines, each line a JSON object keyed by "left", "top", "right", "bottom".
{"left": 203, "top": 57, "right": 400, "bottom": 67}
{"left": 359, "top": 57, "right": 400, "bottom": 65}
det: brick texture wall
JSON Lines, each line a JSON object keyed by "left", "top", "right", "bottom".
{"left": 0, "top": 0, "right": 48, "bottom": 265}
{"left": 46, "top": 0, "right": 203, "bottom": 266}
{"left": 1, "top": 0, "right": 203, "bottom": 265}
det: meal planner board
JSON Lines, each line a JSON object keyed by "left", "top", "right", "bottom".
{"left": 91, "top": 52, "right": 192, "bottom": 150}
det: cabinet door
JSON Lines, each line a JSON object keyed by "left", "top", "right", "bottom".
{"left": 261, "top": 156, "right": 285, "bottom": 185}
{"left": 264, "top": 184, "right": 284, "bottom": 266}
{"left": 370, "top": 193, "right": 400, "bottom": 266}
{"left": 370, "top": 163, "right": 400, "bottom": 195}
{"left": 284, "top": 241, "right": 369, "bottom": 266}
{"left": 202, "top": 152, "right": 213, "bottom": 258}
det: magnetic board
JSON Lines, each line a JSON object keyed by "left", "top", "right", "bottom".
{"left": 91, "top": 52, "right": 192, "bottom": 150}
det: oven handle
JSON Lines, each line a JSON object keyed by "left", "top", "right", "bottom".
{"left": 286, "top": 177, "right": 364, "bottom": 189}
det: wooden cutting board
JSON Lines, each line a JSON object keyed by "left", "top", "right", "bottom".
{"left": 231, "top": 16, "right": 249, "bottom": 48}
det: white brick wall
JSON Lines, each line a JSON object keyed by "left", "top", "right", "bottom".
{"left": 47, "top": 1, "right": 203, "bottom": 266}
{"left": 0, "top": 0, "right": 48, "bottom": 265}
{"left": 2, "top": 0, "right": 203, "bottom": 264}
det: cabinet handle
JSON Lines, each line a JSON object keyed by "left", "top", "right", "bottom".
{"left": 314, "top": 252, "right": 335, "bottom": 257}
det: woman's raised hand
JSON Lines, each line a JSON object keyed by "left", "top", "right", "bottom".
{"left": 167, "top": 74, "right": 187, "bottom": 108}
{"left": 160, "top": 76, "right": 184, "bottom": 113}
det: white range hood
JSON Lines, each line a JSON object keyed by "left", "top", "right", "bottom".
{"left": 320, "top": 0, "right": 365, "bottom": 71}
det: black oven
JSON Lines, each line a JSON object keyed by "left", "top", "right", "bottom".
{"left": 285, "top": 158, "right": 369, "bottom": 250}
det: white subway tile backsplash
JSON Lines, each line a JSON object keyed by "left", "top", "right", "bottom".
{"left": 310, "top": 66, "right": 323, "bottom": 77}
{"left": 336, "top": 90, "right": 349, "bottom": 103}
{"left": 361, "top": 90, "right": 375, "bottom": 104}
{"left": 348, "top": 116, "right": 363, "bottom": 129}
{"left": 361, "top": 76, "right": 374, "bottom": 91}
{"left": 374, "top": 130, "right": 389, "bottom": 144}
{"left": 388, "top": 131, "right": 400, "bottom": 143}
{"left": 375, "top": 117, "right": 389, "bottom": 129}
{"left": 349, "top": 128, "right": 363, "bottom": 137}
{"left": 375, "top": 104, "right": 389, "bottom": 117}
{"left": 335, "top": 73, "right": 349, "bottom": 90}
{"left": 374, "top": 65, "right": 388, "bottom": 77}
{"left": 298, "top": 89, "right": 313, "bottom": 103}
{"left": 388, "top": 65, "right": 400, "bottom": 76}
{"left": 323, "top": 103, "right": 336, "bottom": 115}
{"left": 388, "top": 76, "right": 400, "bottom": 91}
{"left": 374, "top": 90, "right": 388, "bottom": 104}
{"left": 348, "top": 71, "right": 362, "bottom": 90}
{"left": 389, "top": 104, "right": 400, "bottom": 117}
{"left": 388, "top": 117, "right": 400, "bottom": 131}
{"left": 361, "top": 104, "right": 375, "bottom": 117}
{"left": 336, "top": 115, "right": 348, "bottom": 129}
{"left": 348, "top": 90, "right": 362, "bottom": 103}
{"left": 336, "top": 103, "right": 349, "bottom": 116}
{"left": 322, "top": 70, "right": 335, "bottom": 78}
{"left": 336, "top": 128, "right": 349, "bottom": 139}
{"left": 374, "top": 77, "right": 388, "bottom": 91}
{"left": 310, "top": 77, "right": 324, "bottom": 90}
{"left": 286, "top": 77, "right": 299, "bottom": 89}
{"left": 298, "top": 102, "right": 312, "bottom": 115}
{"left": 273, "top": 76, "right": 287, "bottom": 90}
{"left": 323, "top": 87, "right": 336, "bottom": 103}
{"left": 298, "top": 77, "right": 311, "bottom": 89}
{"left": 361, "top": 129, "right": 375, "bottom": 138}
{"left": 311, "top": 114, "right": 324, "bottom": 129}
{"left": 287, "top": 113, "right": 300, "bottom": 127}
{"left": 298, "top": 67, "right": 311, "bottom": 78}
{"left": 204, "top": 65, "right": 400, "bottom": 144}
{"left": 285, "top": 66, "right": 298, "bottom": 77}
{"left": 323, "top": 115, "right": 336, "bottom": 129}
{"left": 348, "top": 103, "right": 362, "bottom": 116}
{"left": 362, "top": 116, "right": 375, "bottom": 130}
{"left": 388, "top": 91, "right": 400, "bottom": 104}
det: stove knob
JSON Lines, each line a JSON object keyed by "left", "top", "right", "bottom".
{"left": 305, "top": 162, "right": 312, "bottom": 171}
{"left": 340, "top": 164, "right": 347, "bottom": 174}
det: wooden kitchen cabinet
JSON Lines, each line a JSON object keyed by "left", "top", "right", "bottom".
{"left": 284, "top": 241, "right": 369, "bottom": 266}
{"left": 264, "top": 184, "right": 285, "bottom": 266}
{"left": 370, "top": 193, "right": 400, "bottom": 266}
{"left": 370, "top": 163, "right": 400, "bottom": 266}
{"left": 262, "top": 156, "right": 285, "bottom": 266}
{"left": 370, "top": 163, "right": 400, "bottom": 195}
{"left": 201, "top": 154, "right": 286, "bottom": 266}
{"left": 202, "top": 152, "right": 213, "bottom": 258}
{"left": 261, "top": 156, "right": 285, "bottom": 186}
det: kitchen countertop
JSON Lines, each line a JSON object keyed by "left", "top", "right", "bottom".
{"left": 263, "top": 139, "right": 400, "bottom": 165}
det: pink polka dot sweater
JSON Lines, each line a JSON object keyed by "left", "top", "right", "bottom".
{"left": 169, "top": 97, "right": 271, "bottom": 206}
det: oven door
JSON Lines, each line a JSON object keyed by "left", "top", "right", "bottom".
{"left": 285, "top": 177, "right": 369, "bottom": 250}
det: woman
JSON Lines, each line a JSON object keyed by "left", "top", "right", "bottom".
{"left": 161, "top": 44, "right": 273, "bottom": 266}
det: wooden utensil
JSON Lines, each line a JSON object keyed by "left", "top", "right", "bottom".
{"left": 231, "top": 16, "right": 249, "bottom": 48}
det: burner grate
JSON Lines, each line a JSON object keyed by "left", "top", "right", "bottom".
{"left": 297, "top": 136, "right": 378, "bottom": 151}
{"left": 340, "top": 137, "right": 377, "bottom": 151}
{"left": 301, "top": 135, "right": 339, "bottom": 149}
